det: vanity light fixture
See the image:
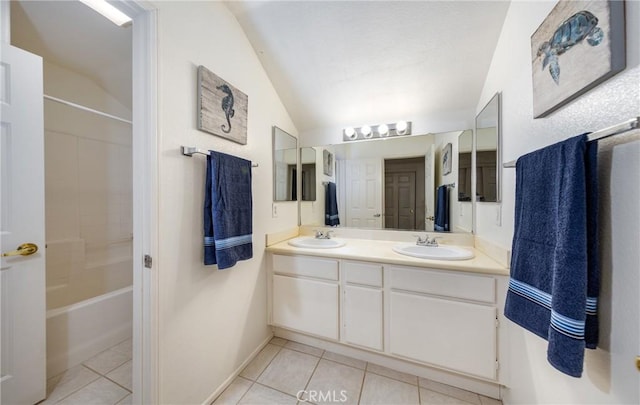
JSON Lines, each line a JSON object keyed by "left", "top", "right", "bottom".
{"left": 79, "top": 0, "right": 132, "bottom": 27}
{"left": 342, "top": 121, "right": 412, "bottom": 142}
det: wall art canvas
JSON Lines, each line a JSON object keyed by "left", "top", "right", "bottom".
{"left": 531, "top": 0, "right": 625, "bottom": 118}
{"left": 323, "top": 150, "right": 334, "bottom": 176}
{"left": 197, "top": 65, "right": 248, "bottom": 144}
{"left": 442, "top": 143, "right": 452, "bottom": 175}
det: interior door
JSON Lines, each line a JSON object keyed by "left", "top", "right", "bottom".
{"left": 385, "top": 172, "right": 416, "bottom": 229}
{"left": 424, "top": 144, "right": 435, "bottom": 231}
{"left": 0, "top": 44, "right": 46, "bottom": 404}
{"left": 345, "top": 159, "right": 382, "bottom": 228}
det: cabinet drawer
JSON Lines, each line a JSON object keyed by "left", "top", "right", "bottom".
{"left": 272, "top": 254, "right": 338, "bottom": 281}
{"left": 343, "top": 261, "right": 383, "bottom": 287}
{"left": 388, "top": 266, "right": 495, "bottom": 303}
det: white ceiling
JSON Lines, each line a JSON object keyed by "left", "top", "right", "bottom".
{"left": 11, "top": 0, "right": 132, "bottom": 109}
{"left": 226, "top": 1, "right": 511, "bottom": 134}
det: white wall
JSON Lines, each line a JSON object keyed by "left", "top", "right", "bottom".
{"left": 43, "top": 61, "right": 133, "bottom": 310}
{"left": 476, "top": 1, "right": 640, "bottom": 404}
{"left": 154, "top": 2, "right": 298, "bottom": 403}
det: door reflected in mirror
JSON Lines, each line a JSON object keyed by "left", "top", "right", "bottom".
{"left": 475, "top": 93, "right": 501, "bottom": 203}
{"left": 299, "top": 130, "right": 473, "bottom": 233}
{"left": 300, "top": 147, "right": 316, "bottom": 201}
{"left": 273, "top": 126, "right": 297, "bottom": 202}
{"left": 458, "top": 131, "right": 473, "bottom": 202}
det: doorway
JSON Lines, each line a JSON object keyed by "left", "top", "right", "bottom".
{"left": 2, "top": 1, "right": 157, "bottom": 403}
{"left": 384, "top": 157, "right": 425, "bottom": 230}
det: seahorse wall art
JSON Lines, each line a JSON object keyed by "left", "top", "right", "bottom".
{"left": 217, "top": 84, "right": 235, "bottom": 133}
{"left": 537, "top": 10, "right": 604, "bottom": 85}
{"left": 197, "top": 65, "right": 248, "bottom": 145}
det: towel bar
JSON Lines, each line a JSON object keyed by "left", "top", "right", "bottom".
{"left": 503, "top": 117, "right": 639, "bottom": 168}
{"left": 181, "top": 146, "right": 259, "bottom": 167}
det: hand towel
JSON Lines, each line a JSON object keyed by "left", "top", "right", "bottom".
{"left": 204, "top": 151, "right": 253, "bottom": 269}
{"left": 325, "top": 182, "right": 340, "bottom": 226}
{"left": 434, "top": 185, "right": 449, "bottom": 232}
{"left": 504, "top": 134, "right": 599, "bottom": 377}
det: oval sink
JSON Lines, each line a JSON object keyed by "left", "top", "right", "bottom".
{"left": 288, "top": 237, "right": 346, "bottom": 249}
{"left": 392, "top": 244, "right": 474, "bottom": 261}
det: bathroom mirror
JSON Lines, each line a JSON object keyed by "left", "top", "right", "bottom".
{"left": 273, "top": 126, "right": 298, "bottom": 201}
{"left": 299, "top": 130, "right": 474, "bottom": 233}
{"left": 458, "top": 130, "right": 473, "bottom": 202}
{"left": 475, "top": 93, "right": 501, "bottom": 203}
{"left": 300, "top": 147, "right": 317, "bottom": 201}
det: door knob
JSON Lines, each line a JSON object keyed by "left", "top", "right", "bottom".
{"left": 426, "top": 216, "right": 435, "bottom": 221}
{"left": 373, "top": 214, "right": 381, "bottom": 218}
{"left": 2, "top": 243, "right": 38, "bottom": 257}
{"left": 636, "top": 356, "right": 640, "bottom": 372}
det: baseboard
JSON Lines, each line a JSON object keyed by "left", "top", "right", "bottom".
{"left": 275, "top": 328, "right": 501, "bottom": 400}
{"left": 202, "top": 333, "right": 274, "bottom": 405}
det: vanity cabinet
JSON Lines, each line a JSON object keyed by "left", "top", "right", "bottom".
{"left": 269, "top": 253, "right": 502, "bottom": 382}
{"left": 388, "top": 265, "right": 497, "bottom": 379}
{"left": 271, "top": 255, "right": 339, "bottom": 340}
{"left": 342, "top": 261, "right": 383, "bottom": 351}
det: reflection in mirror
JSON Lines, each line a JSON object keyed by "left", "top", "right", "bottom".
{"left": 299, "top": 131, "right": 473, "bottom": 233}
{"left": 273, "top": 126, "right": 297, "bottom": 202}
{"left": 475, "top": 93, "right": 501, "bottom": 203}
{"left": 300, "top": 147, "right": 316, "bottom": 201}
{"left": 458, "top": 131, "right": 473, "bottom": 202}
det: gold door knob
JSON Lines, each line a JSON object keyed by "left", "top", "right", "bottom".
{"left": 636, "top": 356, "right": 640, "bottom": 372}
{"left": 426, "top": 216, "right": 435, "bottom": 221}
{"left": 2, "top": 243, "right": 39, "bottom": 257}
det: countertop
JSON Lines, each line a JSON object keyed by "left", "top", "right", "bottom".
{"left": 266, "top": 237, "right": 509, "bottom": 276}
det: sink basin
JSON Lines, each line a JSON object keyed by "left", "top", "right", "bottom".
{"left": 287, "top": 237, "right": 346, "bottom": 249}
{"left": 392, "top": 244, "right": 474, "bottom": 261}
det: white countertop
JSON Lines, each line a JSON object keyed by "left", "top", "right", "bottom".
{"left": 266, "top": 237, "right": 509, "bottom": 276}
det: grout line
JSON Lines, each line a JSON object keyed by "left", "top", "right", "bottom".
{"left": 103, "top": 374, "right": 133, "bottom": 394}
{"left": 232, "top": 381, "right": 255, "bottom": 405}
{"left": 252, "top": 344, "right": 283, "bottom": 382}
{"left": 252, "top": 381, "right": 299, "bottom": 402}
{"left": 365, "top": 365, "right": 419, "bottom": 387}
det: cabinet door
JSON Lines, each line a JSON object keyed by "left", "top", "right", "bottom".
{"left": 343, "top": 285, "right": 383, "bottom": 351}
{"left": 272, "top": 275, "right": 339, "bottom": 340}
{"left": 389, "top": 291, "right": 497, "bottom": 379}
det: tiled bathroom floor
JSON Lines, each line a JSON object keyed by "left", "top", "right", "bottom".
{"left": 41, "top": 338, "right": 132, "bottom": 405}
{"left": 213, "top": 337, "right": 503, "bottom": 405}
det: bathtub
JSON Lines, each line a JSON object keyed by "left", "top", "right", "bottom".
{"left": 46, "top": 286, "right": 132, "bottom": 377}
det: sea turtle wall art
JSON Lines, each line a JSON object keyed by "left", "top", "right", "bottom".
{"left": 531, "top": 0, "right": 625, "bottom": 118}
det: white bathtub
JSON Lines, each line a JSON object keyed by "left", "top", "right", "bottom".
{"left": 46, "top": 286, "right": 132, "bottom": 377}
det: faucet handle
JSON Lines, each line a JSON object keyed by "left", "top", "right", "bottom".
{"left": 413, "top": 234, "right": 427, "bottom": 244}
{"left": 314, "top": 229, "right": 324, "bottom": 238}
{"left": 325, "top": 230, "right": 335, "bottom": 239}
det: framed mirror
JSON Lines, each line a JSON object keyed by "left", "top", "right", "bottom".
{"left": 273, "top": 126, "right": 298, "bottom": 201}
{"left": 299, "top": 130, "right": 473, "bottom": 233}
{"left": 475, "top": 93, "right": 501, "bottom": 203}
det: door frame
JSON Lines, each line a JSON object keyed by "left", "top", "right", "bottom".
{"left": 115, "top": 1, "right": 159, "bottom": 403}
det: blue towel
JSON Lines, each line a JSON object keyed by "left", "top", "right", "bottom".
{"left": 324, "top": 182, "right": 340, "bottom": 226}
{"left": 434, "top": 185, "right": 449, "bottom": 232}
{"left": 204, "top": 151, "right": 253, "bottom": 269}
{"left": 504, "top": 134, "right": 599, "bottom": 377}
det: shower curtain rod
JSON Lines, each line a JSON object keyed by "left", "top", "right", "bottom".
{"left": 503, "top": 117, "right": 639, "bottom": 168}
{"left": 44, "top": 95, "right": 133, "bottom": 125}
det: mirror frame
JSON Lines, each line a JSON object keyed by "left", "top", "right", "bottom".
{"left": 272, "top": 126, "right": 298, "bottom": 202}
{"left": 475, "top": 92, "right": 502, "bottom": 204}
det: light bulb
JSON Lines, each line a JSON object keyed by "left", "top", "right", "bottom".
{"left": 378, "top": 124, "right": 389, "bottom": 136}
{"left": 344, "top": 127, "right": 357, "bottom": 139}
{"left": 361, "top": 125, "right": 372, "bottom": 138}
{"left": 396, "top": 121, "right": 408, "bottom": 135}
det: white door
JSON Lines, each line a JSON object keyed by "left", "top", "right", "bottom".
{"left": 0, "top": 45, "right": 46, "bottom": 404}
{"left": 345, "top": 159, "right": 382, "bottom": 228}
{"left": 424, "top": 144, "right": 435, "bottom": 231}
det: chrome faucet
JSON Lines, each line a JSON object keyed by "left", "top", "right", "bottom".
{"left": 414, "top": 234, "right": 440, "bottom": 247}
{"left": 314, "top": 229, "right": 334, "bottom": 239}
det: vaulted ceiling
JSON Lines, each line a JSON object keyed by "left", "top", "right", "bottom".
{"left": 226, "top": 1, "right": 511, "bottom": 134}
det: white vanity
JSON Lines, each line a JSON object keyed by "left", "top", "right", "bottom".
{"left": 266, "top": 235, "right": 509, "bottom": 398}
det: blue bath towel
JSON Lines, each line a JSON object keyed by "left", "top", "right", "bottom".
{"left": 325, "top": 182, "right": 340, "bottom": 226}
{"left": 434, "top": 185, "right": 449, "bottom": 232}
{"left": 204, "top": 151, "right": 253, "bottom": 269}
{"left": 504, "top": 134, "right": 599, "bottom": 377}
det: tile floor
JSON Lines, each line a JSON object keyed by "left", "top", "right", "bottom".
{"left": 213, "top": 337, "right": 503, "bottom": 405}
{"left": 41, "top": 338, "right": 132, "bottom": 405}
